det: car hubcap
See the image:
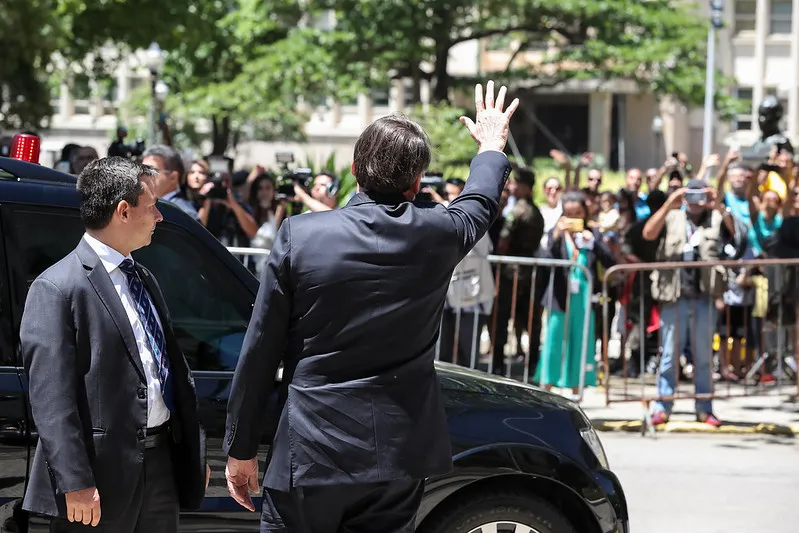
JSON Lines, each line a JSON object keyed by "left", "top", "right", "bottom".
{"left": 468, "top": 522, "right": 540, "bottom": 533}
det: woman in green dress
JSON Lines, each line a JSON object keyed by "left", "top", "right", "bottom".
{"left": 536, "top": 190, "right": 616, "bottom": 396}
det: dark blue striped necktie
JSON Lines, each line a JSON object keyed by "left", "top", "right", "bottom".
{"left": 118, "top": 259, "right": 173, "bottom": 411}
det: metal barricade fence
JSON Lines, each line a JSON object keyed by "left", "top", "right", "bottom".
{"left": 226, "top": 246, "right": 597, "bottom": 398}
{"left": 601, "top": 258, "right": 799, "bottom": 414}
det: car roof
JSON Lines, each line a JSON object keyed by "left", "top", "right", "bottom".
{"left": 0, "top": 156, "right": 77, "bottom": 186}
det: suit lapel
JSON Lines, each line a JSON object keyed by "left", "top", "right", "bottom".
{"left": 76, "top": 239, "right": 146, "bottom": 382}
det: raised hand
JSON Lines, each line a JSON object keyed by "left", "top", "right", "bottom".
{"left": 459, "top": 80, "right": 520, "bottom": 154}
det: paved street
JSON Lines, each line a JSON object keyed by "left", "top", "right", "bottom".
{"left": 601, "top": 432, "right": 799, "bottom": 533}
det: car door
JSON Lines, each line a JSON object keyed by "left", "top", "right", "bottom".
{"left": 0, "top": 203, "right": 87, "bottom": 532}
{"left": 132, "top": 220, "right": 267, "bottom": 530}
{"left": 2, "top": 202, "right": 267, "bottom": 531}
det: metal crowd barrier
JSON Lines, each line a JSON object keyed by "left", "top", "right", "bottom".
{"left": 601, "top": 258, "right": 799, "bottom": 414}
{"left": 226, "top": 246, "right": 597, "bottom": 399}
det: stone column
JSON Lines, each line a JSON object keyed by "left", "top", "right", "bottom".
{"left": 788, "top": 0, "right": 799, "bottom": 138}
{"left": 357, "top": 93, "right": 373, "bottom": 127}
{"left": 752, "top": 0, "right": 770, "bottom": 123}
{"left": 588, "top": 92, "right": 612, "bottom": 162}
{"left": 389, "top": 78, "right": 405, "bottom": 114}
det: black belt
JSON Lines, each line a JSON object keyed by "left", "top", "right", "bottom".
{"left": 144, "top": 422, "right": 171, "bottom": 449}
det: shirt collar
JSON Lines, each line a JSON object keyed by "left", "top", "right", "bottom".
{"left": 161, "top": 189, "right": 179, "bottom": 201}
{"left": 82, "top": 233, "right": 133, "bottom": 274}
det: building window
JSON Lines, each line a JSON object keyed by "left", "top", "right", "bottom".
{"left": 770, "top": 0, "right": 793, "bottom": 34}
{"left": 734, "top": 0, "right": 757, "bottom": 33}
{"left": 734, "top": 87, "right": 753, "bottom": 131}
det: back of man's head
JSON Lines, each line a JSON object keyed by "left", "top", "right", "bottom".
{"left": 352, "top": 114, "right": 431, "bottom": 194}
{"left": 77, "top": 157, "right": 156, "bottom": 230}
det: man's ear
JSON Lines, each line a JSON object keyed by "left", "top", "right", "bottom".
{"left": 351, "top": 162, "right": 356, "bottom": 176}
{"left": 409, "top": 173, "right": 423, "bottom": 195}
{"left": 115, "top": 201, "right": 129, "bottom": 223}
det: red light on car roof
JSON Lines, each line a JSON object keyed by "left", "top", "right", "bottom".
{"left": 10, "top": 133, "right": 41, "bottom": 164}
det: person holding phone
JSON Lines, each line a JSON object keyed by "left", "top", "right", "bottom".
{"left": 535, "top": 190, "right": 616, "bottom": 398}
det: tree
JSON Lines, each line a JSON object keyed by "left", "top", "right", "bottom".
{"left": 313, "top": 0, "right": 744, "bottom": 116}
{"left": 0, "top": 0, "right": 68, "bottom": 130}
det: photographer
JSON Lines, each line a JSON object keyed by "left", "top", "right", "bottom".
{"left": 142, "top": 145, "right": 200, "bottom": 223}
{"left": 643, "top": 179, "right": 743, "bottom": 427}
{"left": 198, "top": 165, "right": 259, "bottom": 247}
{"left": 291, "top": 172, "right": 339, "bottom": 212}
{"left": 107, "top": 126, "right": 145, "bottom": 160}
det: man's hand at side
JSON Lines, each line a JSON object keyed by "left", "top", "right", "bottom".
{"left": 225, "top": 457, "right": 260, "bottom": 512}
{"left": 65, "top": 487, "right": 101, "bottom": 526}
{"left": 459, "top": 80, "right": 520, "bottom": 154}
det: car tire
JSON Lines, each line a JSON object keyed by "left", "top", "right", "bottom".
{"left": 419, "top": 490, "right": 578, "bottom": 533}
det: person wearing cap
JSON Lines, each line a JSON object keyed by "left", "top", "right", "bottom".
{"left": 491, "top": 167, "right": 545, "bottom": 377}
{"left": 642, "top": 178, "right": 744, "bottom": 427}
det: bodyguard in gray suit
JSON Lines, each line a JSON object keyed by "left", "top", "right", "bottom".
{"left": 20, "top": 157, "right": 209, "bottom": 532}
{"left": 223, "top": 81, "right": 519, "bottom": 532}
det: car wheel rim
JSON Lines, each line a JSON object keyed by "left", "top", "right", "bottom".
{"left": 467, "top": 522, "right": 541, "bottom": 533}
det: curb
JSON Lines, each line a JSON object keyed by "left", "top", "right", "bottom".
{"left": 593, "top": 419, "right": 799, "bottom": 436}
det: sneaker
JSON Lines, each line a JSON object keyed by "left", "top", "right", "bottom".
{"left": 697, "top": 412, "right": 722, "bottom": 427}
{"left": 651, "top": 411, "right": 669, "bottom": 425}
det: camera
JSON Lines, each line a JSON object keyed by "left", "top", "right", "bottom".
{"left": 277, "top": 168, "right": 313, "bottom": 200}
{"left": 417, "top": 173, "right": 444, "bottom": 202}
{"left": 205, "top": 156, "right": 232, "bottom": 200}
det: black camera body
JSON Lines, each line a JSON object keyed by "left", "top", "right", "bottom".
{"left": 416, "top": 173, "right": 445, "bottom": 202}
{"left": 277, "top": 168, "right": 313, "bottom": 200}
{"left": 108, "top": 137, "right": 146, "bottom": 160}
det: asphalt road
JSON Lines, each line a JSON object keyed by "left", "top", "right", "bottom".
{"left": 601, "top": 432, "right": 799, "bottom": 533}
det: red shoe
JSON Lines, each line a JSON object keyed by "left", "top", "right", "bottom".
{"left": 697, "top": 413, "right": 722, "bottom": 427}
{"left": 651, "top": 411, "right": 669, "bottom": 425}
{"left": 760, "top": 373, "right": 776, "bottom": 384}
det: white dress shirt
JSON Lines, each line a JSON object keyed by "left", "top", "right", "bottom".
{"left": 83, "top": 233, "right": 170, "bottom": 428}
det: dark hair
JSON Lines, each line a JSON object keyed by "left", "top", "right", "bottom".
{"left": 600, "top": 191, "right": 617, "bottom": 204}
{"left": 248, "top": 173, "right": 277, "bottom": 224}
{"left": 77, "top": 157, "right": 156, "bottom": 230}
{"left": 352, "top": 114, "right": 431, "bottom": 194}
{"left": 143, "top": 144, "right": 185, "bottom": 180}
{"left": 561, "top": 190, "right": 590, "bottom": 224}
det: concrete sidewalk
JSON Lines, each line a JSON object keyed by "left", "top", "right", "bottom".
{"left": 578, "top": 385, "right": 799, "bottom": 435}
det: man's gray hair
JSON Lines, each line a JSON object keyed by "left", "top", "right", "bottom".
{"left": 143, "top": 144, "right": 185, "bottom": 178}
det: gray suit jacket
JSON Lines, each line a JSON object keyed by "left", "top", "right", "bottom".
{"left": 20, "top": 238, "right": 206, "bottom": 520}
{"left": 223, "top": 150, "right": 512, "bottom": 491}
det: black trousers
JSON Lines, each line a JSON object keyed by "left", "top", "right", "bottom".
{"left": 439, "top": 310, "right": 488, "bottom": 367}
{"left": 50, "top": 443, "right": 179, "bottom": 533}
{"left": 260, "top": 479, "right": 424, "bottom": 533}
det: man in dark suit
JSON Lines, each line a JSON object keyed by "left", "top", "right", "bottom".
{"left": 223, "top": 81, "right": 518, "bottom": 532}
{"left": 20, "top": 157, "right": 209, "bottom": 532}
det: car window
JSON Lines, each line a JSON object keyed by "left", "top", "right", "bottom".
{"left": 133, "top": 225, "right": 252, "bottom": 371}
{"left": 3, "top": 205, "right": 251, "bottom": 371}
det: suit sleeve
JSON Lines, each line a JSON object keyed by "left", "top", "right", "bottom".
{"left": 223, "top": 218, "right": 293, "bottom": 460}
{"left": 446, "top": 151, "right": 512, "bottom": 259}
{"left": 20, "top": 278, "right": 94, "bottom": 494}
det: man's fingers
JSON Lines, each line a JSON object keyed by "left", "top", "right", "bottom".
{"left": 73, "top": 508, "right": 83, "bottom": 525}
{"left": 228, "top": 478, "right": 255, "bottom": 512}
{"left": 248, "top": 471, "right": 259, "bottom": 493}
{"left": 495, "top": 86, "right": 507, "bottom": 112}
{"left": 485, "top": 80, "right": 495, "bottom": 109}
{"left": 459, "top": 116, "right": 476, "bottom": 135}
{"left": 474, "top": 83, "right": 484, "bottom": 113}
{"left": 67, "top": 505, "right": 76, "bottom": 522}
{"left": 91, "top": 504, "right": 101, "bottom": 527}
{"left": 504, "top": 98, "right": 520, "bottom": 119}
{"left": 81, "top": 507, "right": 92, "bottom": 526}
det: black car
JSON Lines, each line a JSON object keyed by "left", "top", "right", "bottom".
{"left": 0, "top": 156, "right": 629, "bottom": 533}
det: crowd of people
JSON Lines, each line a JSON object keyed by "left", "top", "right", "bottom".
{"left": 41, "top": 134, "right": 799, "bottom": 427}
{"left": 438, "top": 144, "right": 798, "bottom": 426}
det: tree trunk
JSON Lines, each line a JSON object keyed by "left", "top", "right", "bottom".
{"left": 432, "top": 41, "right": 451, "bottom": 103}
{"left": 211, "top": 115, "right": 230, "bottom": 155}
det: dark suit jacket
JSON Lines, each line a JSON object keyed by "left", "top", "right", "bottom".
{"left": 542, "top": 227, "right": 616, "bottom": 313}
{"left": 20, "top": 238, "right": 206, "bottom": 521}
{"left": 223, "top": 151, "right": 512, "bottom": 491}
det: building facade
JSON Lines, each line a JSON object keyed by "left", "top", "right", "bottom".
{"left": 26, "top": 0, "right": 799, "bottom": 172}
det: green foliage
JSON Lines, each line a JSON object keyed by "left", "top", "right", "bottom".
{"left": 409, "top": 103, "right": 477, "bottom": 176}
